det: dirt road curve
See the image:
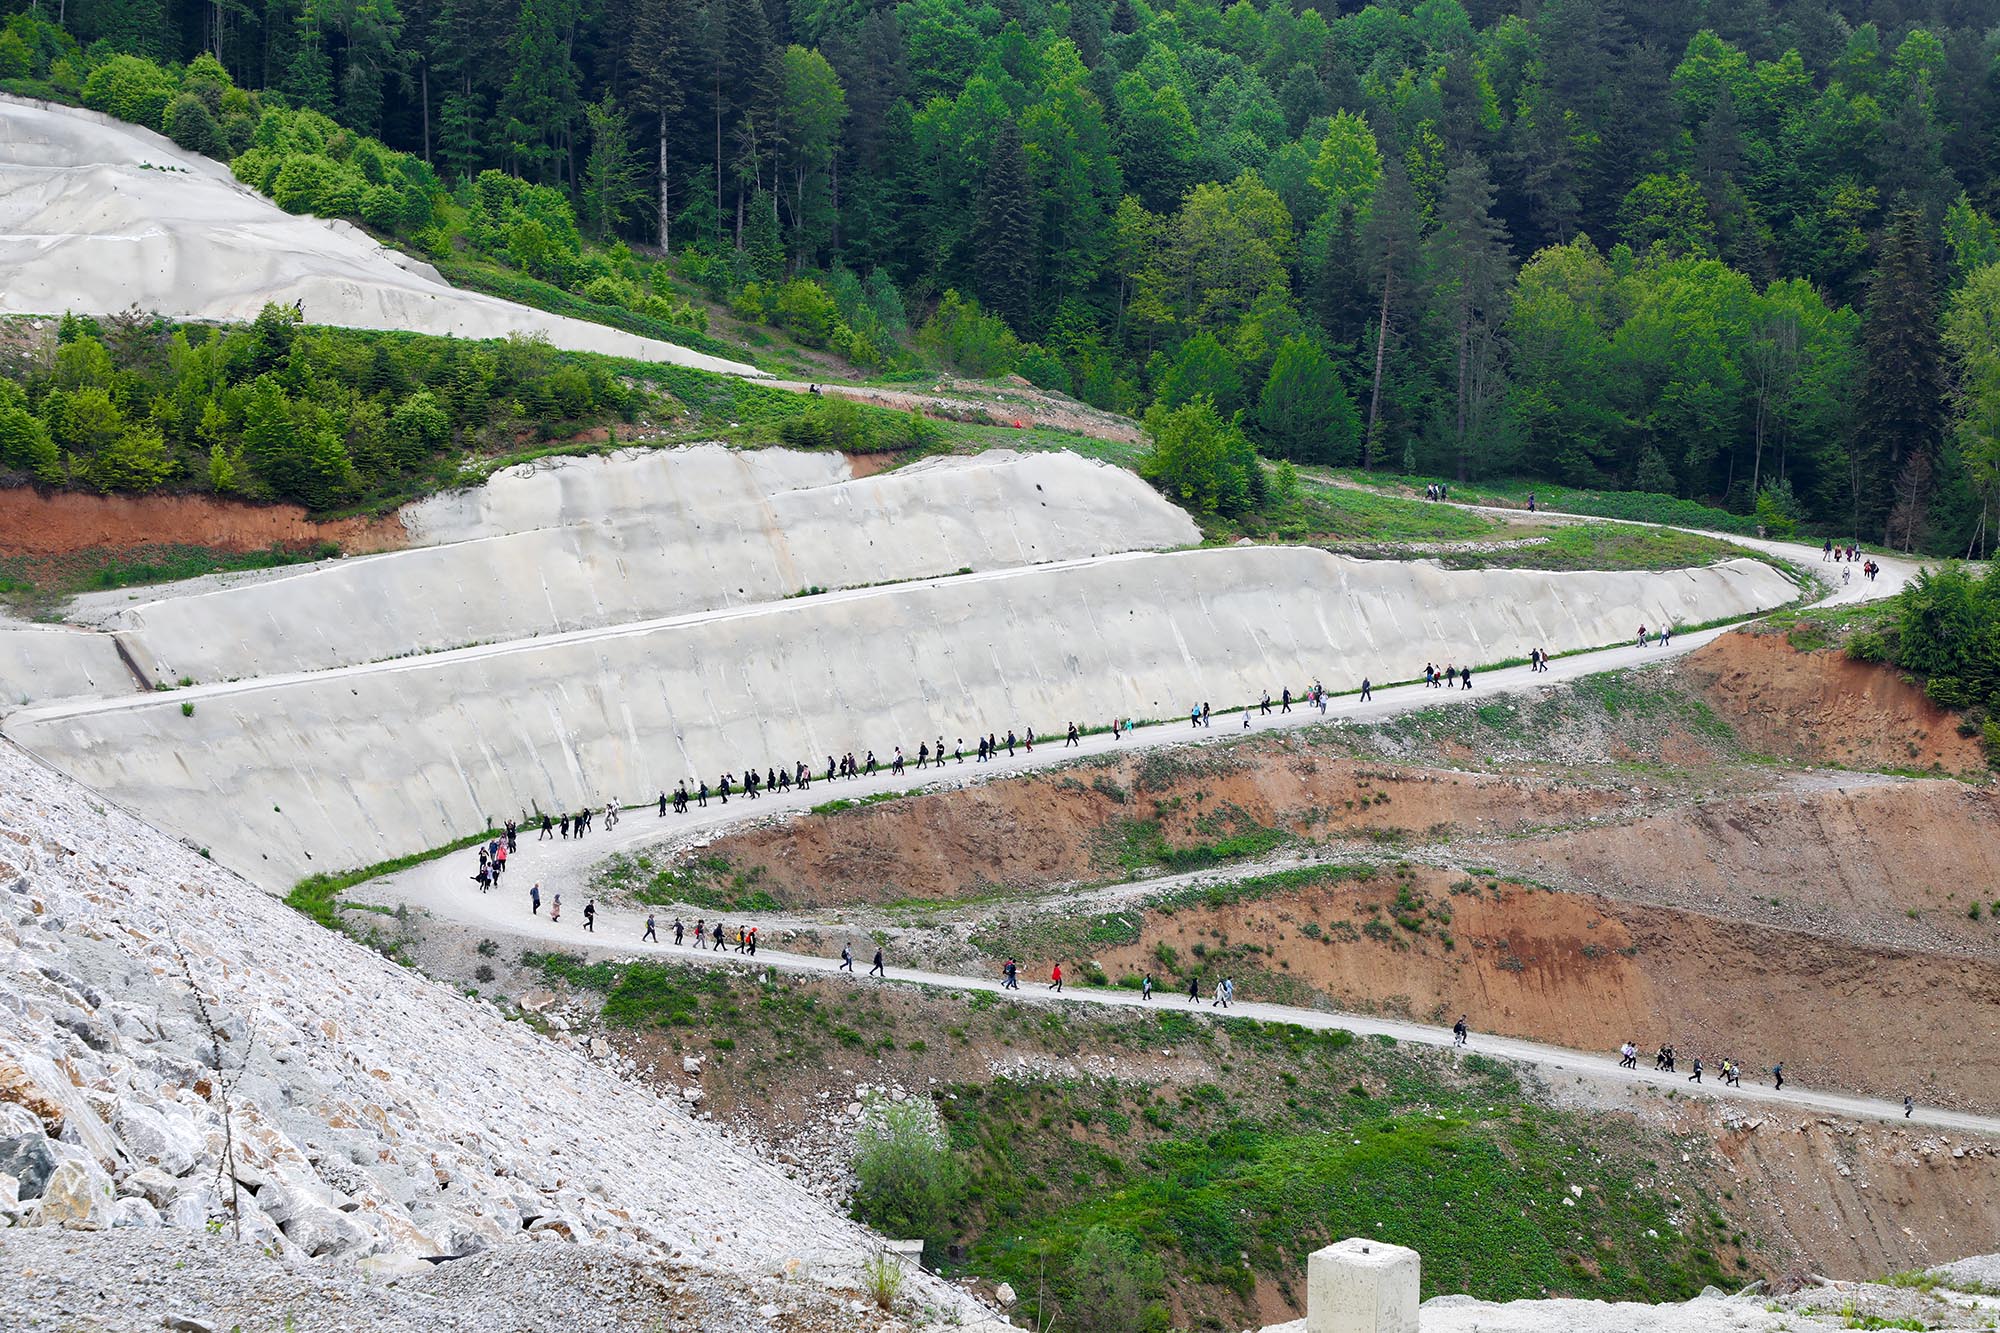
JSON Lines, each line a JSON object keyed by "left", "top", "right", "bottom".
{"left": 371, "top": 526, "right": 1968, "bottom": 1131}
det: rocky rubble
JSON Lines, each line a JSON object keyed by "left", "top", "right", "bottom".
{"left": 0, "top": 742, "right": 996, "bottom": 1328}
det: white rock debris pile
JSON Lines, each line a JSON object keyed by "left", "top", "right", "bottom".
{"left": 0, "top": 741, "right": 990, "bottom": 1327}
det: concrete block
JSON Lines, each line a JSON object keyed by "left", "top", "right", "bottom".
{"left": 884, "top": 1238, "right": 925, "bottom": 1269}
{"left": 1307, "top": 1238, "right": 1419, "bottom": 1333}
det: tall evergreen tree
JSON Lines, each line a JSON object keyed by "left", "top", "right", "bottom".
{"left": 497, "top": 0, "right": 581, "bottom": 184}
{"left": 1425, "top": 154, "right": 1513, "bottom": 481}
{"left": 1358, "top": 144, "right": 1420, "bottom": 469}
{"left": 974, "top": 122, "right": 1039, "bottom": 332}
{"left": 1857, "top": 208, "right": 1946, "bottom": 545}
{"left": 627, "top": 0, "right": 690, "bottom": 250}
{"left": 1257, "top": 336, "right": 1359, "bottom": 465}
{"left": 580, "top": 94, "right": 647, "bottom": 240}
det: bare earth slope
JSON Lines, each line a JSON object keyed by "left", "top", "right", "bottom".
{"left": 0, "top": 97, "right": 759, "bottom": 375}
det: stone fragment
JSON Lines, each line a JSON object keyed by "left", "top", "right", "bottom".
{"left": 32, "top": 1157, "right": 116, "bottom": 1229}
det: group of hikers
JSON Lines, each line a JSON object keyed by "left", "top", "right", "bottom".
{"left": 1635, "top": 623, "right": 1675, "bottom": 647}
{"left": 530, "top": 807, "right": 612, "bottom": 842}
{"left": 1822, "top": 540, "right": 1882, "bottom": 585}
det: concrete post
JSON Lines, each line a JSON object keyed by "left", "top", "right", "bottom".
{"left": 1306, "top": 1238, "right": 1420, "bottom": 1333}
{"left": 884, "top": 1238, "right": 925, "bottom": 1270}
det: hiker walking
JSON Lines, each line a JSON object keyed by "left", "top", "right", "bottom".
{"left": 840, "top": 944, "right": 854, "bottom": 972}
{"left": 530, "top": 882, "right": 542, "bottom": 915}
{"left": 1049, "top": 963, "right": 1063, "bottom": 993}
{"left": 1688, "top": 1058, "right": 1703, "bottom": 1083}
{"left": 539, "top": 814, "right": 553, "bottom": 841}
{"left": 1003, "top": 960, "right": 1018, "bottom": 990}
{"left": 1453, "top": 1015, "right": 1469, "bottom": 1046}
{"left": 673, "top": 917, "right": 685, "bottom": 945}
{"left": 1619, "top": 1041, "right": 1637, "bottom": 1069}
{"left": 643, "top": 913, "right": 658, "bottom": 942}
{"left": 1461, "top": 667, "right": 1473, "bottom": 690}
{"left": 712, "top": 921, "right": 724, "bottom": 949}
{"left": 583, "top": 900, "right": 596, "bottom": 933}
{"left": 869, "top": 948, "right": 885, "bottom": 977}
{"left": 1142, "top": 974, "right": 1153, "bottom": 1001}
{"left": 1360, "top": 677, "right": 1372, "bottom": 702}
{"left": 1905, "top": 1095, "right": 1914, "bottom": 1118}
{"left": 1188, "top": 974, "right": 1200, "bottom": 1004}
{"left": 1772, "top": 1063, "right": 1784, "bottom": 1091}
{"left": 550, "top": 895, "right": 561, "bottom": 924}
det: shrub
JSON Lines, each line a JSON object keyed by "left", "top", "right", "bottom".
{"left": 778, "top": 396, "right": 875, "bottom": 451}
{"left": 918, "top": 290, "right": 1019, "bottom": 376}
{"left": 0, "top": 405, "right": 59, "bottom": 481}
{"left": 1140, "top": 397, "right": 1265, "bottom": 517}
{"left": 271, "top": 154, "right": 364, "bottom": 217}
{"left": 84, "top": 425, "right": 175, "bottom": 493}
{"left": 774, "top": 279, "right": 842, "bottom": 347}
{"left": 1061, "top": 1225, "right": 1170, "bottom": 1333}
{"left": 850, "top": 1096, "right": 960, "bottom": 1249}
{"left": 163, "top": 94, "right": 225, "bottom": 158}
{"left": 81, "top": 54, "right": 175, "bottom": 130}
{"left": 0, "top": 29, "right": 31, "bottom": 80}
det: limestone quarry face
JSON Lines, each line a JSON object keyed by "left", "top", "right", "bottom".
{"left": 82, "top": 446, "right": 1204, "bottom": 683}
{"left": 0, "top": 739, "right": 988, "bottom": 1326}
{"left": 0, "top": 96, "right": 758, "bottom": 375}
{"left": 5, "top": 544, "right": 1797, "bottom": 889}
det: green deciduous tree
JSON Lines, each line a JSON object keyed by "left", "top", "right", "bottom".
{"left": 1140, "top": 396, "right": 1263, "bottom": 517}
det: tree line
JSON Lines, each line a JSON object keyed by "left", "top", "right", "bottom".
{"left": 0, "top": 306, "right": 637, "bottom": 509}
{"left": 6, "top": 0, "right": 2000, "bottom": 549}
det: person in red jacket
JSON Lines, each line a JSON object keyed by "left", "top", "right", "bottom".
{"left": 1048, "top": 963, "right": 1063, "bottom": 993}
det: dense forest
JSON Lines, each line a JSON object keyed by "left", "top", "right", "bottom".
{"left": 6, "top": 0, "right": 2000, "bottom": 549}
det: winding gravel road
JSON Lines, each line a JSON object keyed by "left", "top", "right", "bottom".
{"left": 370, "top": 524, "right": 1985, "bottom": 1136}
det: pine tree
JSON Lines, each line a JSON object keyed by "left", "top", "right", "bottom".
{"left": 974, "top": 123, "right": 1038, "bottom": 333}
{"left": 739, "top": 187, "right": 784, "bottom": 282}
{"left": 287, "top": 0, "right": 337, "bottom": 115}
{"left": 627, "top": 0, "right": 690, "bottom": 250}
{"left": 1425, "top": 154, "right": 1513, "bottom": 482}
{"left": 497, "top": 0, "right": 581, "bottom": 184}
{"left": 1258, "top": 337, "right": 1360, "bottom": 466}
{"left": 1856, "top": 208, "right": 1945, "bottom": 543}
{"left": 580, "top": 93, "right": 646, "bottom": 240}
{"left": 1358, "top": 145, "right": 1420, "bottom": 469}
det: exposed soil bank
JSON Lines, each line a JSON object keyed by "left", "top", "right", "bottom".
{"left": 1678, "top": 628, "right": 1988, "bottom": 776}
{"left": 0, "top": 487, "right": 406, "bottom": 557}
{"left": 686, "top": 745, "right": 1630, "bottom": 907}
{"left": 1090, "top": 868, "right": 2000, "bottom": 1112}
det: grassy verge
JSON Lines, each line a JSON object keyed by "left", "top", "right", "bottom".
{"left": 432, "top": 258, "right": 757, "bottom": 366}
{"left": 1435, "top": 522, "right": 1754, "bottom": 573}
{"left": 285, "top": 828, "right": 494, "bottom": 930}
{"left": 0, "top": 541, "right": 341, "bottom": 615}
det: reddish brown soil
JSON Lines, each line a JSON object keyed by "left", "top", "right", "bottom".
{"left": 1094, "top": 868, "right": 2000, "bottom": 1110}
{"left": 1679, "top": 628, "right": 1987, "bottom": 774}
{"left": 1483, "top": 780, "right": 2000, "bottom": 956}
{"left": 0, "top": 488, "right": 406, "bottom": 557}
{"left": 1707, "top": 1110, "right": 2000, "bottom": 1279}
{"left": 704, "top": 747, "right": 1631, "bottom": 906}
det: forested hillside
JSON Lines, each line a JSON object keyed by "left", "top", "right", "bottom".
{"left": 6, "top": 0, "right": 2000, "bottom": 551}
